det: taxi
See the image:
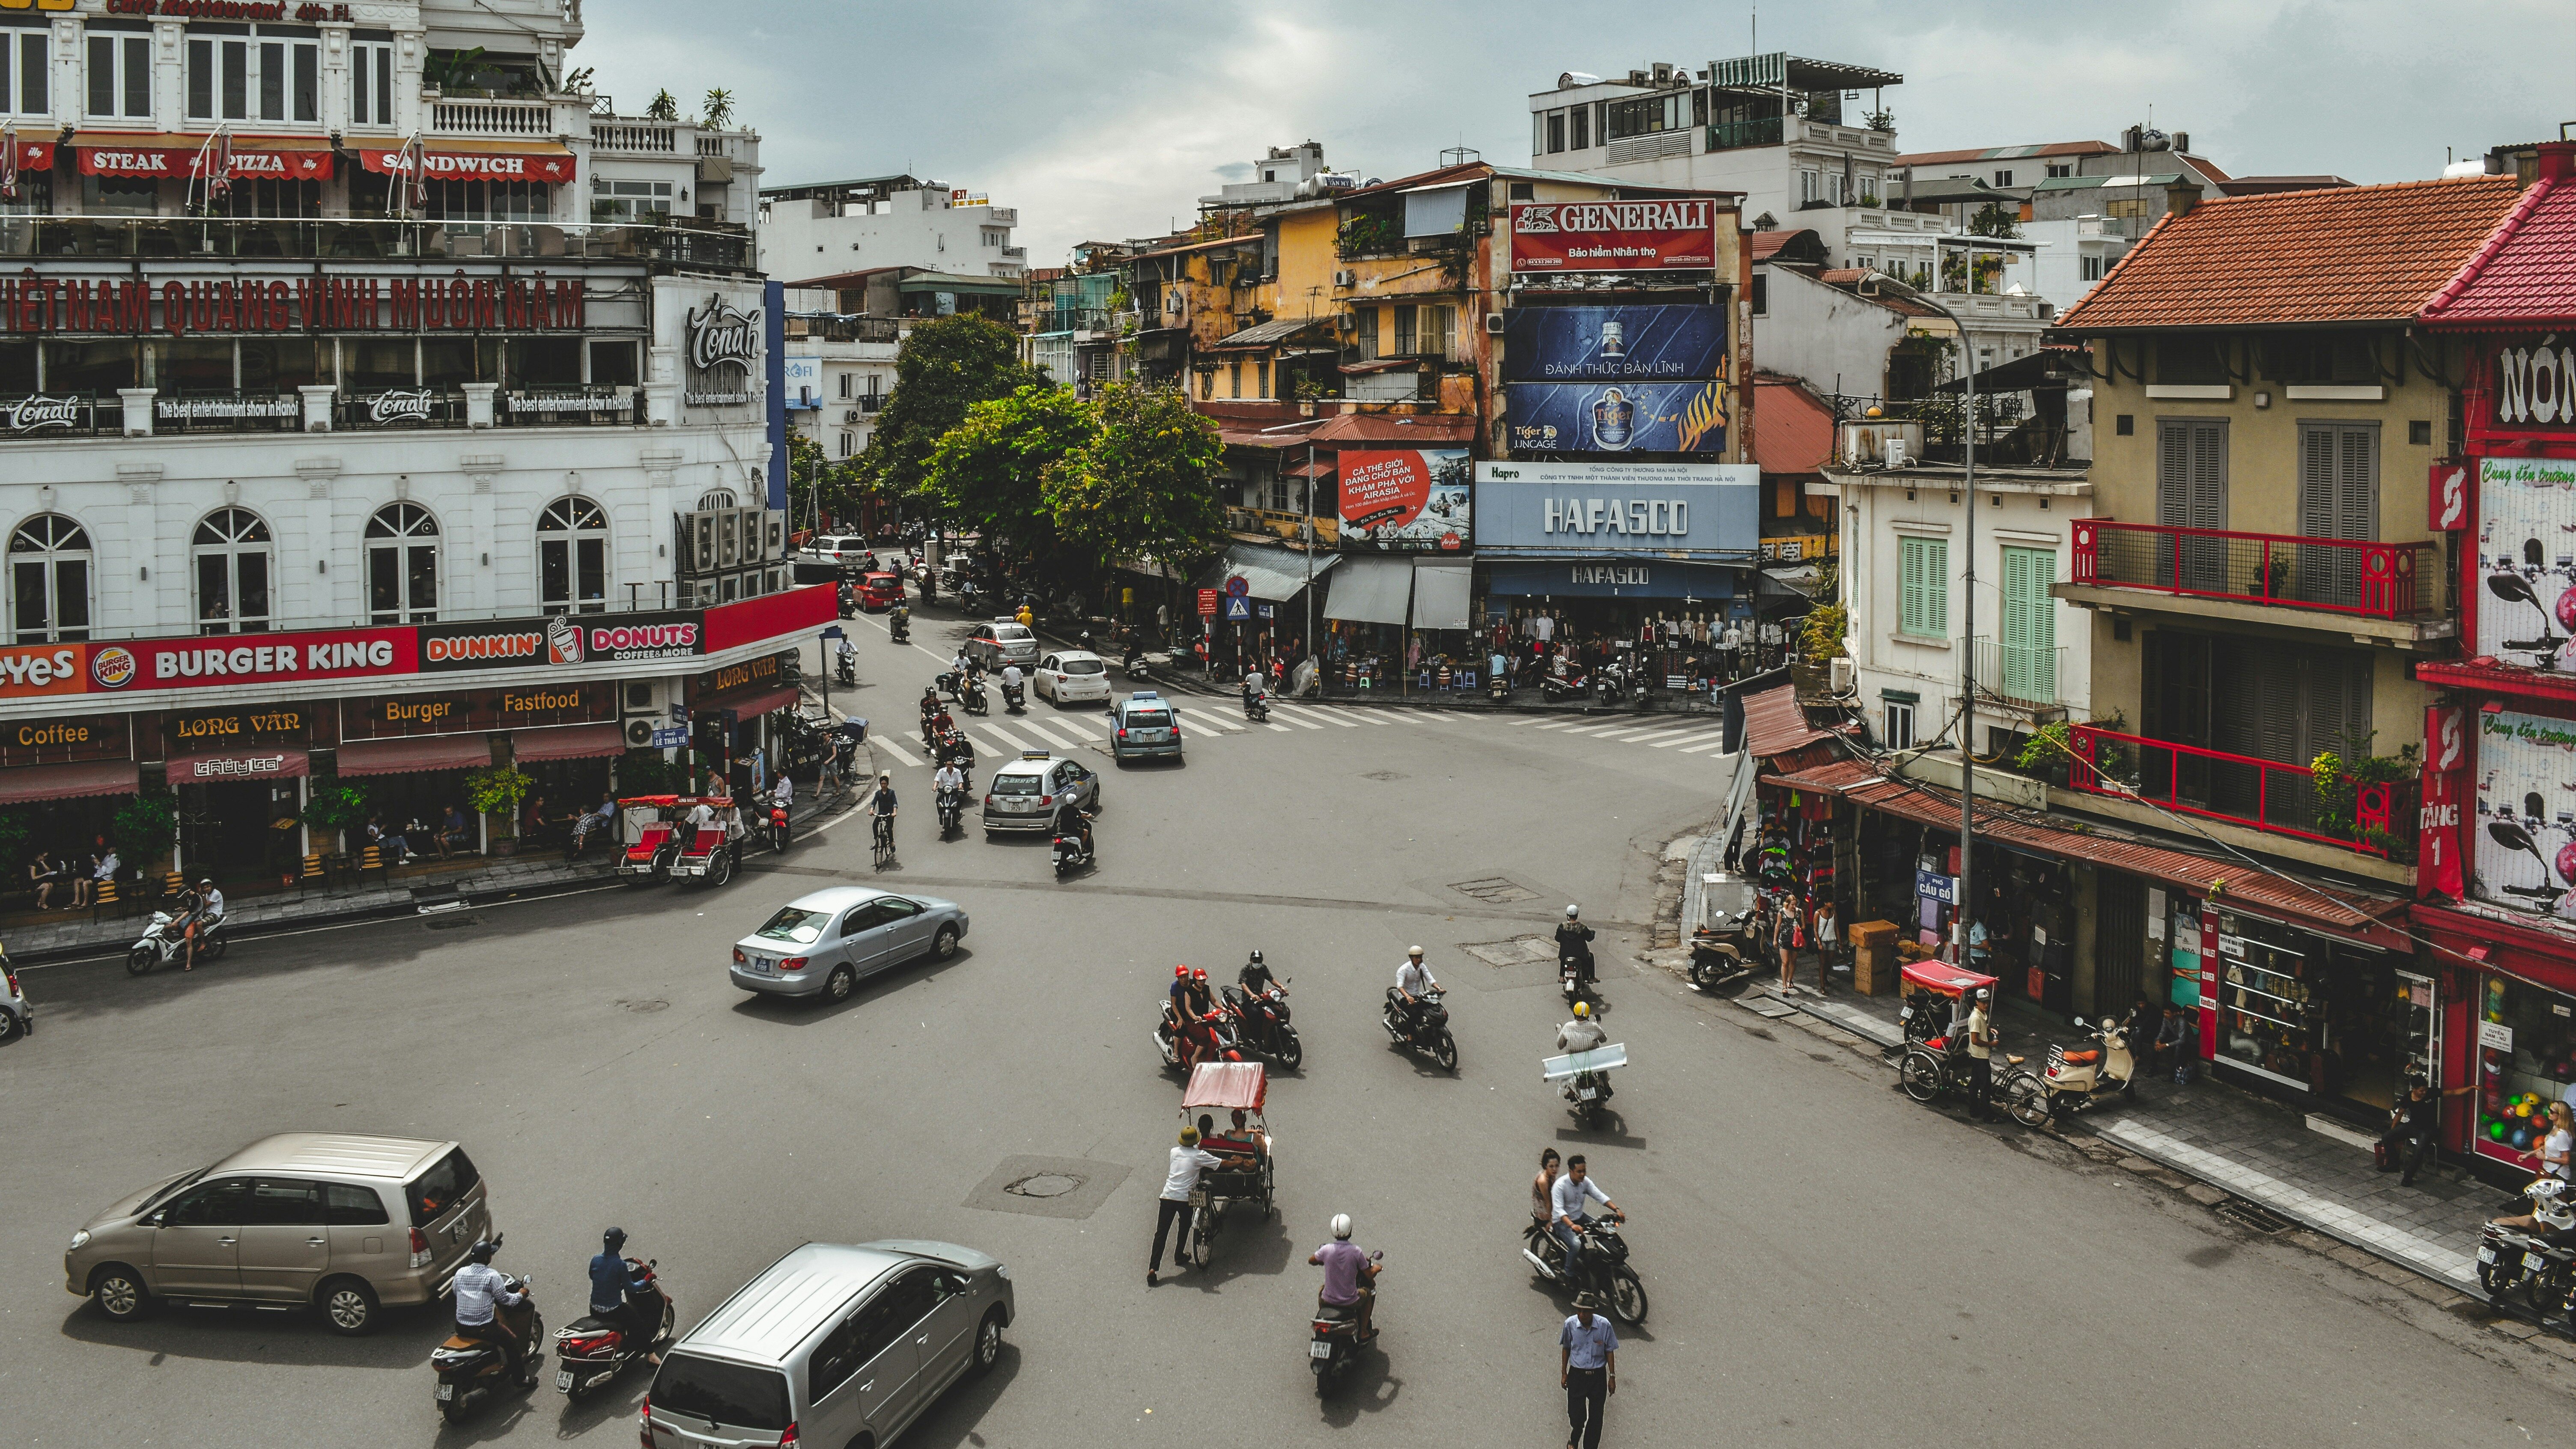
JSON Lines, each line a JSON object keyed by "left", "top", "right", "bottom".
{"left": 1110, "top": 690, "right": 1184, "bottom": 762}
{"left": 981, "top": 750, "right": 1103, "bottom": 835}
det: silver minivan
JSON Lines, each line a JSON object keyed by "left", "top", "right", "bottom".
{"left": 644, "top": 1241, "right": 1013, "bottom": 1449}
{"left": 64, "top": 1133, "right": 492, "bottom": 1335}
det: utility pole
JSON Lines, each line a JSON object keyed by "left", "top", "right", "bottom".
{"left": 1912, "top": 293, "right": 1978, "bottom": 959}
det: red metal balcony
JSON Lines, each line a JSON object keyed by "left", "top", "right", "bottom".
{"left": 2063, "top": 724, "right": 2408, "bottom": 859}
{"left": 2069, "top": 519, "right": 2430, "bottom": 620}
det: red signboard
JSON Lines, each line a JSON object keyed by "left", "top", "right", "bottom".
{"left": 2430, "top": 457, "right": 2471, "bottom": 531}
{"left": 99, "top": 627, "right": 419, "bottom": 697}
{"left": 2421, "top": 704, "right": 2469, "bottom": 900}
{"left": 703, "top": 584, "right": 838, "bottom": 653}
{"left": 359, "top": 144, "right": 577, "bottom": 185}
{"left": 1197, "top": 589, "right": 1220, "bottom": 617}
{"left": 1509, "top": 200, "right": 1719, "bottom": 272}
{"left": 76, "top": 136, "right": 332, "bottom": 180}
{"left": 1338, "top": 450, "right": 1471, "bottom": 552}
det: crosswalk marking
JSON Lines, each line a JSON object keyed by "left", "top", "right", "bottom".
{"left": 1048, "top": 713, "right": 1111, "bottom": 739}
{"left": 1265, "top": 722, "right": 1295, "bottom": 733}
{"left": 1529, "top": 718, "right": 1591, "bottom": 731}
{"left": 1555, "top": 722, "right": 1633, "bottom": 736}
{"left": 1015, "top": 717, "right": 1088, "bottom": 750}
{"left": 1589, "top": 724, "right": 1676, "bottom": 740}
{"left": 1646, "top": 729, "right": 1730, "bottom": 749}
{"left": 1678, "top": 738, "right": 1732, "bottom": 754}
{"left": 1190, "top": 710, "right": 1246, "bottom": 732}
{"left": 975, "top": 721, "right": 1036, "bottom": 752}
{"left": 1270, "top": 702, "right": 1358, "bottom": 729}
{"left": 875, "top": 736, "right": 921, "bottom": 768}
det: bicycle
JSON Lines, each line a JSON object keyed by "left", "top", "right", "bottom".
{"left": 871, "top": 812, "right": 896, "bottom": 870}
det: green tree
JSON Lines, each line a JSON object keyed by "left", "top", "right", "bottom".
{"left": 644, "top": 88, "right": 680, "bottom": 121}
{"left": 785, "top": 432, "right": 869, "bottom": 528}
{"left": 109, "top": 789, "right": 181, "bottom": 872}
{"left": 924, "top": 384, "right": 1098, "bottom": 566}
{"left": 858, "top": 316, "right": 1047, "bottom": 505}
{"left": 1967, "top": 200, "right": 2021, "bottom": 238}
{"left": 1042, "top": 383, "right": 1227, "bottom": 579}
{"left": 701, "top": 87, "right": 735, "bottom": 128}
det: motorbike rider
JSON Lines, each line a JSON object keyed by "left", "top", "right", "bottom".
{"left": 452, "top": 1239, "right": 532, "bottom": 1386}
{"left": 1001, "top": 661, "right": 1025, "bottom": 703}
{"left": 1240, "top": 948, "right": 1279, "bottom": 998}
{"left": 918, "top": 686, "right": 943, "bottom": 737}
{"left": 1309, "top": 1213, "right": 1380, "bottom": 1342}
{"left": 1233, "top": 949, "right": 1283, "bottom": 1046}
{"left": 834, "top": 634, "right": 858, "bottom": 683}
{"left": 1555, "top": 904, "right": 1597, "bottom": 994}
{"left": 931, "top": 760, "right": 967, "bottom": 822}
{"left": 1557, "top": 999, "right": 1607, "bottom": 1055}
{"left": 1242, "top": 666, "right": 1267, "bottom": 712}
{"left": 1052, "top": 796, "right": 1095, "bottom": 862}
{"left": 1393, "top": 946, "right": 1440, "bottom": 1038}
{"left": 182, "top": 878, "right": 226, "bottom": 970}
{"left": 589, "top": 1227, "right": 659, "bottom": 1366}
{"left": 1548, "top": 1156, "right": 1622, "bottom": 1273}
{"left": 2491, "top": 1176, "right": 2576, "bottom": 1237}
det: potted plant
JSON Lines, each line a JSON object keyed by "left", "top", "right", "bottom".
{"left": 301, "top": 778, "right": 372, "bottom": 857}
{"left": 464, "top": 765, "right": 534, "bottom": 857}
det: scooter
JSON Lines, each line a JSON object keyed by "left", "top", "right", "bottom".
{"left": 1123, "top": 649, "right": 1151, "bottom": 682}
{"left": 1560, "top": 1066, "right": 1617, "bottom": 1127}
{"left": 1540, "top": 670, "right": 1589, "bottom": 704}
{"left": 1381, "top": 987, "right": 1458, "bottom": 1072}
{"left": 1558, "top": 948, "right": 1595, "bottom": 1010}
{"left": 888, "top": 612, "right": 910, "bottom": 645}
{"left": 1154, "top": 1004, "right": 1244, "bottom": 1073}
{"left": 936, "top": 787, "right": 965, "bottom": 838}
{"left": 1244, "top": 692, "right": 1270, "bottom": 724}
{"left": 1308, "top": 1252, "right": 1383, "bottom": 1394}
{"left": 127, "top": 910, "right": 224, "bottom": 975}
{"left": 962, "top": 679, "right": 990, "bottom": 716}
{"left": 2002, "top": 1016, "right": 2135, "bottom": 1126}
{"left": 1052, "top": 826, "right": 1093, "bottom": 877}
{"left": 1519, "top": 1216, "right": 1648, "bottom": 1325}
{"left": 1002, "top": 680, "right": 1026, "bottom": 713}
{"left": 552, "top": 1260, "right": 672, "bottom": 1400}
{"left": 2479, "top": 1219, "right": 2548, "bottom": 1301}
{"left": 1488, "top": 674, "right": 1509, "bottom": 703}
{"left": 836, "top": 583, "right": 856, "bottom": 619}
{"left": 430, "top": 1262, "right": 542, "bottom": 1422}
{"left": 1223, "top": 981, "right": 1303, "bottom": 1070}
{"left": 835, "top": 654, "right": 857, "bottom": 688}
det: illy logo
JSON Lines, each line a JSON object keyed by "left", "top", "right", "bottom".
{"left": 6, "top": 395, "right": 79, "bottom": 432}
{"left": 367, "top": 389, "right": 435, "bottom": 425}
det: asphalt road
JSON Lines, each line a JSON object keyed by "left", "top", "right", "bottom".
{"left": 4, "top": 602, "right": 2571, "bottom": 1447}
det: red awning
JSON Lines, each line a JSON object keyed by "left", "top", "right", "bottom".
{"left": 3, "top": 135, "right": 55, "bottom": 176}
{"left": 0, "top": 759, "right": 139, "bottom": 805}
{"left": 164, "top": 747, "right": 310, "bottom": 784}
{"left": 510, "top": 723, "right": 626, "bottom": 762}
{"left": 699, "top": 685, "right": 801, "bottom": 720}
{"left": 1283, "top": 457, "right": 1336, "bottom": 479}
{"left": 358, "top": 140, "right": 576, "bottom": 185}
{"left": 335, "top": 734, "right": 490, "bottom": 778}
{"left": 76, "top": 133, "right": 333, "bottom": 180}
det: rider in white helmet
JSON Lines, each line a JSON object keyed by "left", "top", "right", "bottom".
{"left": 2494, "top": 1175, "right": 2576, "bottom": 1235}
{"left": 1308, "top": 1213, "right": 1380, "bottom": 1341}
{"left": 1555, "top": 903, "right": 1597, "bottom": 994}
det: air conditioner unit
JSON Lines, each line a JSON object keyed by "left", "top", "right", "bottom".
{"left": 843, "top": 408, "right": 861, "bottom": 423}
{"left": 689, "top": 511, "right": 718, "bottom": 574}
{"left": 623, "top": 717, "right": 656, "bottom": 748}
{"left": 716, "top": 509, "right": 742, "bottom": 569}
{"left": 736, "top": 507, "right": 768, "bottom": 563}
{"left": 1884, "top": 436, "right": 1911, "bottom": 468}
{"left": 1334, "top": 309, "right": 1358, "bottom": 332}
{"left": 1829, "top": 656, "right": 1854, "bottom": 695}
{"left": 1333, "top": 269, "right": 1356, "bottom": 288}
{"left": 620, "top": 679, "right": 666, "bottom": 719}
{"left": 764, "top": 510, "right": 787, "bottom": 561}
{"left": 1484, "top": 313, "right": 1506, "bottom": 334}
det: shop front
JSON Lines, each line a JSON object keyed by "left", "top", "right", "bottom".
{"left": 337, "top": 680, "right": 621, "bottom": 850}
{"left": 161, "top": 703, "right": 325, "bottom": 882}
{"left": 689, "top": 652, "right": 805, "bottom": 797}
{"left": 2414, "top": 904, "right": 2576, "bottom": 1181}
{"left": 0, "top": 710, "right": 143, "bottom": 867}
{"left": 1194, "top": 543, "right": 1337, "bottom": 683}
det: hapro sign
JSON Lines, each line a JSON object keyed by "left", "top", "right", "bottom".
{"left": 1471, "top": 462, "right": 1759, "bottom": 557}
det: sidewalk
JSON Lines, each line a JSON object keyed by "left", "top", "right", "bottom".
{"left": 1759, "top": 971, "right": 2494, "bottom": 1290}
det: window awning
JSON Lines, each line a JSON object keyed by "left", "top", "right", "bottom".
{"left": 3, "top": 135, "right": 57, "bottom": 176}
{"left": 0, "top": 759, "right": 139, "bottom": 805}
{"left": 1326, "top": 555, "right": 1414, "bottom": 626}
{"left": 1202, "top": 543, "right": 1338, "bottom": 603}
{"left": 1409, "top": 559, "right": 1475, "bottom": 631}
{"left": 334, "top": 734, "right": 490, "bottom": 778}
{"left": 510, "top": 723, "right": 627, "bottom": 762}
{"left": 76, "top": 133, "right": 334, "bottom": 180}
{"left": 165, "top": 748, "right": 310, "bottom": 784}
{"left": 698, "top": 685, "right": 801, "bottom": 719}
{"left": 358, "top": 139, "right": 577, "bottom": 185}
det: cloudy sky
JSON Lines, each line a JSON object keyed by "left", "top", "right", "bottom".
{"left": 578, "top": 0, "right": 2576, "bottom": 262}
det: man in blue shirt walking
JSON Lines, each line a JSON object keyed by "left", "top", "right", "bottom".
{"left": 1559, "top": 1291, "right": 1618, "bottom": 1449}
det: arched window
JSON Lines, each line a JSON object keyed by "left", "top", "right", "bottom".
{"left": 537, "top": 496, "right": 607, "bottom": 615}
{"left": 9, "top": 514, "right": 92, "bottom": 644}
{"left": 364, "top": 503, "right": 439, "bottom": 624}
{"left": 192, "top": 507, "right": 272, "bottom": 634}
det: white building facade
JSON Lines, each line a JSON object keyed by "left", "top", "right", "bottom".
{"left": 758, "top": 176, "right": 1023, "bottom": 282}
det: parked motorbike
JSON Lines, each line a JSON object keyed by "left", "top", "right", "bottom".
{"left": 1540, "top": 670, "right": 1589, "bottom": 704}
{"left": 1381, "top": 987, "right": 1458, "bottom": 1072}
{"left": 1519, "top": 1215, "right": 1648, "bottom": 1325}
{"left": 936, "top": 786, "right": 965, "bottom": 838}
{"left": 1052, "top": 826, "right": 1093, "bottom": 877}
{"left": 1488, "top": 674, "right": 1509, "bottom": 703}
{"left": 2479, "top": 1219, "right": 2549, "bottom": 1301}
{"left": 553, "top": 1260, "right": 671, "bottom": 1400}
{"left": 1223, "top": 981, "right": 1303, "bottom": 1070}
{"left": 1003, "top": 680, "right": 1026, "bottom": 713}
{"left": 1124, "top": 650, "right": 1151, "bottom": 682}
{"left": 2002, "top": 1016, "right": 2136, "bottom": 1126}
{"left": 1685, "top": 871, "right": 1761, "bottom": 995}
{"left": 127, "top": 910, "right": 224, "bottom": 975}
{"left": 962, "top": 679, "right": 991, "bottom": 716}
{"left": 431, "top": 1267, "right": 542, "bottom": 1422}
{"left": 1309, "top": 1250, "right": 1383, "bottom": 1394}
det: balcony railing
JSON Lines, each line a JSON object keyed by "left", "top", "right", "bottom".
{"left": 432, "top": 97, "right": 553, "bottom": 136}
{"left": 594, "top": 122, "right": 680, "bottom": 154}
{"left": 0, "top": 216, "right": 753, "bottom": 270}
{"left": 2064, "top": 724, "right": 2410, "bottom": 858}
{"left": 1971, "top": 637, "right": 2065, "bottom": 710}
{"left": 2071, "top": 519, "right": 2430, "bottom": 620}
{"left": 1706, "top": 116, "right": 1785, "bottom": 152}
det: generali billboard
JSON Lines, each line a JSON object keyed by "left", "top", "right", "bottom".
{"left": 1509, "top": 200, "right": 1720, "bottom": 272}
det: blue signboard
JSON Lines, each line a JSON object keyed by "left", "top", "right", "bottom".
{"left": 1222, "top": 595, "right": 1252, "bottom": 621}
{"left": 1504, "top": 380, "right": 1729, "bottom": 454}
{"left": 1916, "top": 869, "right": 1959, "bottom": 905}
{"left": 1501, "top": 305, "right": 1728, "bottom": 383}
{"left": 1471, "top": 462, "right": 1761, "bottom": 558}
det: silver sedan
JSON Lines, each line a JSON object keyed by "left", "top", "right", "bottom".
{"left": 730, "top": 886, "right": 969, "bottom": 1002}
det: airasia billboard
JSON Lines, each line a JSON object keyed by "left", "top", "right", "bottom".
{"left": 1337, "top": 450, "right": 1472, "bottom": 552}
{"left": 1509, "top": 200, "right": 1720, "bottom": 272}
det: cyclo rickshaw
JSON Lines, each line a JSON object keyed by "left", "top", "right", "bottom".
{"left": 612, "top": 795, "right": 743, "bottom": 888}
{"left": 1179, "top": 1061, "right": 1276, "bottom": 1265}
{"left": 1893, "top": 958, "right": 2021, "bottom": 1103}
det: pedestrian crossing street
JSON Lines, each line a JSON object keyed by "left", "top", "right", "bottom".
{"left": 865, "top": 696, "right": 1735, "bottom": 769}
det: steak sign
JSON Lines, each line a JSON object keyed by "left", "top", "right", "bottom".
{"left": 1509, "top": 200, "right": 1720, "bottom": 272}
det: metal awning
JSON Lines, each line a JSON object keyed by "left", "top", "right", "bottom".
{"left": 1208, "top": 316, "right": 1330, "bottom": 352}
{"left": 0, "top": 759, "right": 139, "bottom": 805}
{"left": 1326, "top": 556, "right": 1414, "bottom": 626}
{"left": 334, "top": 735, "right": 489, "bottom": 778}
{"left": 1204, "top": 543, "right": 1338, "bottom": 603}
{"left": 511, "top": 723, "right": 628, "bottom": 762}
{"left": 1409, "top": 558, "right": 1474, "bottom": 631}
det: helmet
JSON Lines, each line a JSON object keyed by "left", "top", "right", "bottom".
{"left": 1192, "top": 968, "right": 1209, "bottom": 983}
{"left": 1330, "top": 1213, "right": 1353, "bottom": 1241}
{"left": 468, "top": 1239, "right": 499, "bottom": 1265}
{"left": 1176, "top": 965, "right": 1190, "bottom": 980}
{"left": 1248, "top": 949, "right": 1264, "bottom": 965}
{"left": 1973, "top": 987, "right": 1991, "bottom": 1001}
{"left": 200, "top": 878, "right": 215, "bottom": 888}
{"left": 1566, "top": 904, "right": 1580, "bottom": 919}
{"left": 1573, "top": 1001, "right": 1591, "bottom": 1019}
{"left": 1407, "top": 945, "right": 1424, "bottom": 958}
{"left": 603, "top": 1226, "right": 627, "bottom": 1253}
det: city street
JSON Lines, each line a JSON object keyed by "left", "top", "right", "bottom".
{"left": 4, "top": 605, "right": 2570, "bottom": 1447}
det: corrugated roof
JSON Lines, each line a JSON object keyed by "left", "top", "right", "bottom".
{"left": 2421, "top": 147, "right": 2576, "bottom": 328}
{"left": 1742, "top": 681, "right": 1834, "bottom": 760}
{"left": 1308, "top": 412, "right": 1478, "bottom": 444}
{"left": 1210, "top": 316, "right": 1329, "bottom": 350}
{"left": 2031, "top": 172, "right": 2182, "bottom": 193}
{"left": 1751, "top": 376, "right": 1834, "bottom": 475}
{"left": 2057, "top": 175, "right": 2523, "bottom": 332}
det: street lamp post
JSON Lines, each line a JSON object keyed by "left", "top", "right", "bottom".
{"left": 1909, "top": 292, "right": 1978, "bottom": 960}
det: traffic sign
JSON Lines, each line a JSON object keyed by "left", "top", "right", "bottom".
{"left": 1255, "top": 602, "right": 1274, "bottom": 620}
{"left": 650, "top": 725, "right": 690, "bottom": 748}
{"left": 1224, "top": 575, "right": 1250, "bottom": 597}
{"left": 1197, "top": 588, "right": 1220, "bottom": 616}
{"left": 1223, "top": 596, "right": 1252, "bottom": 622}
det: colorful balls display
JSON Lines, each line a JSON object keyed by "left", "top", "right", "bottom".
{"left": 2493, "top": 1121, "right": 2513, "bottom": 1140}
{"left": 2516, "top": 1130, "right": 2535, "bottom": 1150}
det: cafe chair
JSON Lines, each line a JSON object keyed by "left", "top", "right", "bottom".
{"left": 296, "top": 853, "right": 331, "bottom": 900}
{"left": 89, "top": 877, "right": 124, "bottom": 924}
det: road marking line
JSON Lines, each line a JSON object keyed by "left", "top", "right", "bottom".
{"left": 1679, "top": 739, "right": 1732, "bottom": 754}
{"left": 1015, "top": 718, "right": 1085, "bottom": 750}
{"left": 1646, "top": 729, "right": 1730, "bottom": 749}
{"left": 1529, "top": 718, "right": 1589, "bottom": 731}
{"left": 1191, "top": 710, "right": 1247, "bottom": 732}
{"left": 1265, "top": 722, "right": 1295, "bottom": 733}
{"left": 1590, "top": 724, "right": 1675, "bottom": 740}
{"left": 875, "top": 736, "right": 922, "bottom": 768}
{"left": 976, "top": 721, "right": 1035, "bottom": 751}
{"left": 1555, "top": 722, "right": 1631, "bottom": 736}
{"left": 1270, "top": 702, "right": 1358, "bottom": 728}
{"left": 1047, "top": 713, "right": 1111, "bottom": 739}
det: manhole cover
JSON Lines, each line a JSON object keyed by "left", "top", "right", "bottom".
{"left": 1005, "top": 1173, "right": 1083, "bottom": 1199}
{"left": 965, "top": 1156, "right": 1127, "bottom": 1220}
{"left": 620, "top": 999, "right": 670, "bottom": 1014}
{"left": 1449, "top": 876, "right": 1539, "bottom": 904}
{"left": 2213, "top": 1198, "right": 2292, "bottom": 1234}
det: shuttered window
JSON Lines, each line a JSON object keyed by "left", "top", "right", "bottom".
{"left": 2155, "top": 417, "right": 2227, "bottom": 592}
{"left": 2296, "top": 420, "right": 2378, "bottom": 608}
{"left": 1999, "top": 546, "right": 2057, "bottom": 704}
{"left": 1899, "top": 535, "right": 1947, "bottom": 639}
{"left": 2205, "top": 636, "right": 2373, "bottom": 826}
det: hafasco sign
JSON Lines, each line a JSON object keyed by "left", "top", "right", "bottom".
{"left": 685, "top": 293, "right": 761, "bottom": 406}
{"left": 1472, "top": 462, "right": 1761, "bottom": 556}
{"left": 2492, "top": 335, "right": 2576, "bottom": 432}
{"left": 1337, "top": 450, "right": 1471, "bottom": 552}
{"left": 420, "top": 615, "right": 587, "bottom": 671}
{"left": 1510, "top": 200, "right": 1719, "bottom": 272}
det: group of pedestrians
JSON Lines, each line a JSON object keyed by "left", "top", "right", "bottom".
{"left": 21, "top": 839, "right": 119, "bottom": 911}
{"left": 1531, "top": 1149, "right": 1621, "bottom": 1448}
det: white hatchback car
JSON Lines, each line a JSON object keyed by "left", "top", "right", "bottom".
{"left": 1034, "top": 651, "right": 1110, "bottom": 704}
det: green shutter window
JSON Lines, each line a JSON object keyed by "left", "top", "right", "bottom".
{"left": 2000, "top": 546, "right": 2057, "bottom": 704}
{"left": 1901, "top": 536, "right": 1948, "bottom": 638}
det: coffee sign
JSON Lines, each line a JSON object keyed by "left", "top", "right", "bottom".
{"left": 418, "top": 616, "right": 587, "bottom": 673}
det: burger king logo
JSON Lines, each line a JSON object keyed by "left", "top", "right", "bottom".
{"left": 90, "top": 645, "right": 136, "bottom": 690}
